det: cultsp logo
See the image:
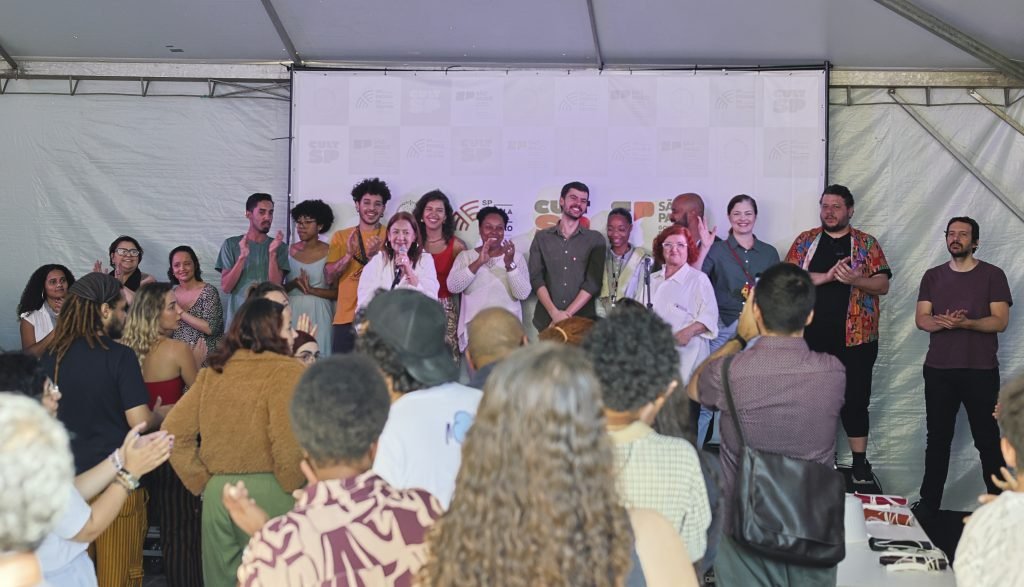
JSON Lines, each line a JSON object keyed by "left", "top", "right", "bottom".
{"left": 308, "top": 140, "right": 339, "bottom": 164}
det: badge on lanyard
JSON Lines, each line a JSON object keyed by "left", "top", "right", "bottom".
{"left": 740, "top": 282, "right": 752, "bottom": 301}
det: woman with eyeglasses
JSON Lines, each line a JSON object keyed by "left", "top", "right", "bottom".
{"left": 18, "top": 264, "right": 76, "bottom": 356}
{"left": 286, "top": 199, "right": 336, "bottom": 356}
{"left": 650, "top": 225, "right": 719, "bottom": 386}
{"left": 291, "top": 330, "right": 320, "bottom": 366}
{"left": 94, "top": 236, "right": 156, "bottom": 305}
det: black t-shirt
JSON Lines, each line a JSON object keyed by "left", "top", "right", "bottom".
{"left": 804, "top": 232, "right": 851, "bottom": 353}
{"left": 40, "top": 336, "right": 149, "bottom": 473}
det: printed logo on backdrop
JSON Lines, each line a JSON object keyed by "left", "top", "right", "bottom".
{"left": 453, "top": 200, "right": 481, "bottom": 232}
{"left": 711, "top": 78, "right": 756, "bottom": 127}
{"left": 406, "top": 138, "right": 446, "bottom": 160}
{"left": 764, "top": 128, "right": 819, "bottom": 178}
{"left": 401, "top": 81, "right": 451, "bottom": 126}
{"left": 608, "top": 77, "right": 656, "bottom": 126}
{"left": 308, "top": 140, "right": 341, "bottom": 165}
{"left": 349, "top": 77, "right": 400, "bottom": 126}
{"left": 772, "top": 89, "right": 807, "bottom": 114}
{"left": 554, "top": 77, "right": 608, "bottom": 126}
{"left": 610, "top": 200, "right": 657, "bottom": 224}
{"left": 503, "top": 128, "right": 554, "bottom": 176}
{"left": 451, "top": 128, "right": 502, "bottom": 176}
{"left": 349, "top": 127, "right": 400, "bottom": 175}
{"left": 657, "top": 128, "right": 710, "bottom": 177}
{"left": 453, "top": 85, "right": 502, "bottom": 126}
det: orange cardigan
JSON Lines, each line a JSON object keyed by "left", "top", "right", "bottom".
{"left": 163, "top": 349, "right": 305, "bottom": 495}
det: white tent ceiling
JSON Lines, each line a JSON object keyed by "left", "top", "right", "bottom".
{"left": 0, "top": 0, "right": 1022, "bottom": 71}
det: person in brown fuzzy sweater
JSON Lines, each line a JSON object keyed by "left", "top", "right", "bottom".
{"left": 163, "top": 297, "right": 304, "bottom": 587}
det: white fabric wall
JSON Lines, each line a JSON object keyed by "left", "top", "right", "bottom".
{"left": 829, "top": 88, "right": 1024, "bottom": 510}
{"left": 0, "top": 87, "right": 290, "bottom": 351}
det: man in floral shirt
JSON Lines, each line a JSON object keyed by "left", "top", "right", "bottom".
{"left": 785, "top": 184, "right": 891, "bottom": 485}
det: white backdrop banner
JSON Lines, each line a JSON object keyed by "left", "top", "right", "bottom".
{"left": 290, "top": 69, "right": 827, "bottom": 254}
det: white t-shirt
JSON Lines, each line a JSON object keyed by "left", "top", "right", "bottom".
{"left": 20, "top": 308, "right": 57, "bottom": 343}
{"left": 373, "top": 382, "right": 482, "bottom": 508}
{"left": 650, "top": 264, "right": 719, "bottom": 384}
{"left": 36, "top": 486, "right": 97, "bottom": 587}
{"left": 955, "top": 490, "right": 1024, "bottom": 587}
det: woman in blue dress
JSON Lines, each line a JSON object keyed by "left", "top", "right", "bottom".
{"left": 286, "top": 199, "right": 336, "bottom": 355}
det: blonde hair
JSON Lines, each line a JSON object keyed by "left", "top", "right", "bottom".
{"left": 121, "top": 282, "right": 173, "bottom": 367}
{"left": 420, "top": 343, "right": 633, "bottom": 586}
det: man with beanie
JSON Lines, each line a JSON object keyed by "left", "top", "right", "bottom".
{"left": 355, "top": 289, "right": 482, "bottom": 507}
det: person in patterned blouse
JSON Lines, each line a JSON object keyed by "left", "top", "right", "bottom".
{"left": 224, "top": 354, "right": 443, "bottom": 586}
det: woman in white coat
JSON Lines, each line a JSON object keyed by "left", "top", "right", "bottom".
{"left": 357, "top": 211, "right": 440, "bottom": 309}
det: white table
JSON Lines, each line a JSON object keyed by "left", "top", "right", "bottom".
{"left": 837, "top": 503, "right": 957, "bottom": 587}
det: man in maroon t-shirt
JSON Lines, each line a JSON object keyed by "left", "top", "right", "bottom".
{"left": 914, "top": 216, "right": 1012, "bottom": 518}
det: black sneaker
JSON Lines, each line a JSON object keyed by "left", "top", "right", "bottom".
{"left": 911, "top": 500, "right": 938, "bottom": 521}
{"left": 852, "top": 460, "right": 874, "bottom": 484}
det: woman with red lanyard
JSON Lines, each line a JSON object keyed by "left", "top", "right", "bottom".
{"left": 414, "top": 190, "right": 466, "bottom": 359}
{"left": 698, "top": 194, "right": 780, "bottom": 447}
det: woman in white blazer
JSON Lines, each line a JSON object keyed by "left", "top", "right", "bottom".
{"left": 357, "top": 211, "right": 440, "bottom": 309}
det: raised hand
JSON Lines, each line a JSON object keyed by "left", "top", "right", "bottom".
{"left": 222, "top": 481, "right": 269, "bottom": 537}
{"left": 347, "top": 229, "right": 359, "bottom": 255}
{"left": 93, "top": 260, "right": 104, "bottom": 273}
{"left": 191, "top": 338, "right": 208, "bottom": 367}
{"left": 696, "top": 216, "right": 717, "bottom": 249}
{"left": 503, "top": 240, "right": 516, "bottom": 265}
{"left": 122, "top": 423, "right": 172, "bottom": 477}
{"left": 365, "top": 235, "right": 383, "bottom": 258}
{"left": 478, "top": 238, "right": 496, "bottom": 264}
{"left": 298, "top": 269, "right": 311, "bottom": 294}
{"left": 238, "top": 238, "right": 250, "bottom": 260}
{"left": 296, "top": 313, "right": 318, "bottom": 338}
{"left": 268, "top": 230, "right": 285, "bottom": 253}
{"left": 833, "top": 257, "right": 855, "bottom": 284}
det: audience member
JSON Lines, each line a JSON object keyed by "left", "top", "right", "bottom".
{"left": 420, "top": 343, "right": 697, "bottom": 587}
{"left": 291, "top": 330, "right": 320, "bottom": 366}
{"left": 325, "top": 178, "right": 389, "bottom": 354}
{"left": 39, "top": 272, "right": 166, "bottom": 586}
{"left": 650, "top": 224, "right": 718, "bottom": 384}
{"left": 598, "top": 207, "right": 651, "bottom": 316}
{"left": 446, "top": 206, "right": 529, "bottom": 352}
{"left": 355, "top": 289, "right": 480, "bottom": 508}
{"left": 954, "top": 374, "right": 1024, "bottom": 586}
{"left": 698, "top": 194, "right": 779, "bottom": 446}
{"left": 583, "top": 305, "right": 711, "bottom": 564}
{"left": 465, "top": 307, "right": 526, "bottom": 389}
{"left": 688, "top": 263, "right": 844, "bottom": 586}
{"left": 669, "top": 193, "right": 717, "bottom": 269}
{"left": 785, "top": 184, "right": 891, "bottom": 485}
{"left": 169, "top": 244, "right": 224, "bottom": 363}
{"left": 0, "top": 394, "right": 74, "bottom": 587}
{"left": 914, "top": 216, "right": 1011, "bottom": 518}
{"left": 216, "top": 193, "right": 290, "bottom": 326}
{"left": 286, "top": 199, "right": 336, "bottom": 355}
{"left": 96, "top": 235, "right": 156, "bottom": 305}
{"left": 528, "top": 181, "right": 605, "bottom": 330}
{"left": 224, "top": 355, "right": 444, "bottom": 586}
{"left": 537, "top": 315, "right": 595, "bottom": 345}
{"left": 121, "top": 283, "right": 203, "bottom": 586}
{"left": 18, "top": 263, "right": 75, "bottom": 356}
{"left": 357, "top": 211, "right": 440, "bottom": 308}
{"left": 162, "top": 298, "right": 304, "bottom": 587}
{"left": 415, "top": 190, "right": 467, "bottom": 357}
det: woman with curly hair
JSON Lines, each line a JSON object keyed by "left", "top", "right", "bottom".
{"left": 420, "top": 343, "right": 696, "bottom": 587}
{"left": 414, "top": 190, "right": 466, "bottom": 357}
{"left": 357, "top": 211, "right": 439, "bottom": 308}
{"left": 122, "top": 283, "right": 203, "bottom": 586}
{"left": 162, "top": 297, "right": 303, "bottom": 587}
{"left": 169, "top": 245, "right": 224, "bottom": 364}
{"left": 18, "top": 264, "right": 76, "bottom": 356}
{"left": 286, "top": 199, "right": 336, "bottom": 355}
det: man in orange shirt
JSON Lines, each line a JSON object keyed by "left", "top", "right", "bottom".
{"left": 325, "top": 178, "right": 391, "bottom": 353}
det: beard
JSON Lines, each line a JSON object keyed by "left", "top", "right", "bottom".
{"left": 106, "top": 319, "right": 125, "bottom": 340}
{"left": 948, "top": 243, "right": 971, "bottom": 258}
{"left": 821, "top": 218, "right": 849, "bottom": 232}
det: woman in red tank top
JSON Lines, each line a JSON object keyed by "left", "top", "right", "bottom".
{"left": 122, "top": 283, "right": 204, "bottom": 586}
{"left": 415, "top": 190, "right": 467, "bottom": 360}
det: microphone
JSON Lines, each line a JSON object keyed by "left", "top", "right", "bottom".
{"left": 391, "top": 245, "right": 407, "bottom": 290}
{"left": 643, "top": 257, "right": 653, "bottom": 309}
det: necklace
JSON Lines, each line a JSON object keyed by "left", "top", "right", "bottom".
{"left": 607, "top": 247, "right": 632, "bottom": 305}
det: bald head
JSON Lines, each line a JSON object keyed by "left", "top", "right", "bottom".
{"left": 467, "top": 308, "right": 526, "bottom": 370}
{"left": 669, "top": 193, "right": 705, "bottom": 228}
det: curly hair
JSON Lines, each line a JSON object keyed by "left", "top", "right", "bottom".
{"left": 383, "top": 211, "right": 424, "bottom": 267}
{"left": 0, "top": 394, "right": 73, "bottom": 552}
{"left": 353, "top": 328, "right": 424, "bottom": 395}
{"left": 290, "top": 355, "right": 391, "bottom": 465}
{"left": 413, "top": 190, "right": 456, "bottom": 242}
{"left": 0, "top": 353, "right": 48, "bottom": 400}
{"left": 109, "top": 235, "right": 144, "bottom": 267}
{"left": 121, "top": 282, "right": 174, "bottom": 368}
{"left": 652, "top": 224, "right": 697, "bottom": 266}
{"left": 207, "top": 298, "right": 291, "bottom": 373}
{"left": 167, "top": 245, "right": 202, "bottom": 284}
{"left": 291, "top": 199, "right": 335, "bottom": 234}
{"left": 420, "top": 343, "right": 633, "bottom": 587}
{"left": 17, "top": 264, "right": 75, "bottom": 317}
{"left": 351, "top": 177, "right": 392, "bottom": 205}
{"left": 582, "top": 304, "right": 680, "bottom": 412}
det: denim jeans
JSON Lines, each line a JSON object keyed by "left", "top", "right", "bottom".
{"left": 698, "top": 319, "right": 738, "bottom": 448}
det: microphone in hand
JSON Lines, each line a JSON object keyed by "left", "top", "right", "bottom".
{"left": 391, "top": 245, "right": 408, "bottom": 289}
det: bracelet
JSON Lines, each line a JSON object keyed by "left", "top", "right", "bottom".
{"left": 732, "top": 334, "right": 748, "bottom": 349}
{"left": 109, "top": 449, "right": 124, "bottom": 473}
{"left": 116, "top": 469, "right": 140, "bottom": 492}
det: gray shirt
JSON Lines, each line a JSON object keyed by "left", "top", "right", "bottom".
{"left": 527, "top": 223, "right": 606, "bottom": 330}
{"left": 701, "top": 234, "right": 780, "bottom": 325}
{"left": 215, "top": 234, "right": 291, "bottom": 325}
{"left": 697, "top": 336, "right": 845, "bottom": 535}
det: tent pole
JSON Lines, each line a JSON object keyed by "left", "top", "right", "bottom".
{"left": 0, "top": 40, "right": 18, "bottom": 72}
{"left": 889, "top": 89, "right": 1024, "bottom": 224}
{"left": 584, "top": 0, "right": 604, "bottom": 70}
{"left": 260, "top": 0, "right": 302, "bottom": 67}
{"left": 872, "top": 0, "right": 1024, "bottom": 85}
{"left": 968, "top": 90, "right": 1024, "bottom": 138}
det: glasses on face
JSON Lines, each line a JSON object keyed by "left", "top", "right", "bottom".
{"left": 297, "top": 351, "right": 321, "bottom": 362}
{"left": 662, "top": 242, "right": 687, "bottom": 250}
{"left": 116, "top": 248, "right": 141, "bottom": 257}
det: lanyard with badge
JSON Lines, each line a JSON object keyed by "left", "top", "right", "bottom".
{"left": 606, "top": 247, "right": 632, "bottom": 306}
{"left": 726, "top": 241, "right": 756, "bottom": 301}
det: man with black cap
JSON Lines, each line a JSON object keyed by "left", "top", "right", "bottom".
{"left": 355, "top": 289, "right": 482, "bottom": 508}
{"left": 39, "top": 272, "right": 166, "bottom": 586}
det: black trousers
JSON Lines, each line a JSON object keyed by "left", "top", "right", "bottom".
{"left": 332, "top": 323, "right": 356, "bottom": 354}
{"left": 918, "top": 366, "right": 1005, "bottom": 510}
{"left": 807, "top": 339, "right": 878, "bottom": 438}
{"left": 146, "top": 462, "right": 204, "bottom": 586}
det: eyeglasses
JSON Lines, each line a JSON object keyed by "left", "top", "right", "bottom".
{"left": 115, "top": 248, "right": 141, "bottom": 257}
{"left": 297, "top": 351, "right": 321, "bottom": 362}
{"left": 662, "top": 242, "right": 687, "bottom": 250}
